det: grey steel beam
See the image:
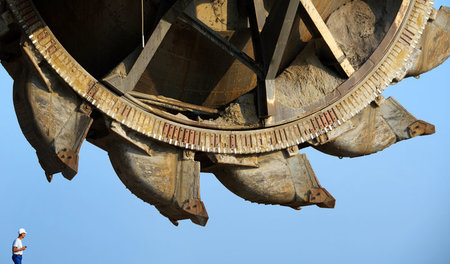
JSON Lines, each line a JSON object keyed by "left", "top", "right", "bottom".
{"left": 263, "top": 0, "right": 299, "bottom": 80}
{"left": 299, "top": 0, "right": 355, "bottom": 77}
{"left": 246, "top": 0, "right": 269, "bottom": 118}
{"left": 260, "top": 0, "right": 300, "bottom": 118}
{"left": 253, "top": 0, "right": 267, "bottom": 32}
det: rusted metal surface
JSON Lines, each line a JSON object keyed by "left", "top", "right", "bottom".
{"left": 9, "top": 42, "right": 93, "bottom": 182}
{"left": 108, "top": 122, "right": 209, "bottom": 226}
{"left": 0, "top": 0, "right": 447, "bottom": 226}
{"left": 313, "top": 96, "right": 435, "bottom": 158}
{"left": 308, "top": 188, "right": 335, "bottom": 208}
{"left": 209, "top": 150, "right": 334, "bottom": 209}
{"left": 407, "top": 6, "right": 450, "bottom": 77}
{"left": 408, "top": 120, "right": 436, "bottom": 138}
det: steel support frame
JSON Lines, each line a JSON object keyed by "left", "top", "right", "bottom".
{"left": 259, "top": 0, "right": 300, "bottom": 119}
{"left": 102, "top": 0, "right": 352, "bottom": 125}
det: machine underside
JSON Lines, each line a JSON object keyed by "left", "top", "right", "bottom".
{"left": 0, "top": 0, "right": 448, "bottom": 225}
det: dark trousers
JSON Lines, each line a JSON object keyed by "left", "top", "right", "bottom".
{"left": 12, "top": 254, "right": 22, "bottom": 264}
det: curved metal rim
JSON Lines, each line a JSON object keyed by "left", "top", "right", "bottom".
{"left": 6, "top": 0, "right": 434, "bottom": 154}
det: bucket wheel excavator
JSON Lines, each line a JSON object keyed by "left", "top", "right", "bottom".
{"left": 0, "top": 0, "right": 448, "bottom": 226}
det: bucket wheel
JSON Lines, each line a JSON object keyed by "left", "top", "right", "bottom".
{"left": 0, "top": 0, "right": 448, "bottom": 225}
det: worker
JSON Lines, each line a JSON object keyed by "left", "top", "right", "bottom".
{"left": 12, "top": 228, "right": 27, "bottom": 264}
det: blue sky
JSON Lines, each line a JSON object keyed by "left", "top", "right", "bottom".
{"left": 0, "top": 1, "right": 449, "bottom": 264}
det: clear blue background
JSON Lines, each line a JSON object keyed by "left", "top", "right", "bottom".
{"left": 1, "top": 1, "right": 449, "bottom": 263}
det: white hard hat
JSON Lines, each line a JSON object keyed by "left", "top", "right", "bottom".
{"left": 18, "top": 228, "right": 27, "bottom": 234}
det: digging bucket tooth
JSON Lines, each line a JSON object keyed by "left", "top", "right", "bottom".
{"left": 206, "top": 147, "right": 335, "bottom": 209}
{"left": 11, "top": 47, "right": 92, "bottom": 181}
{"left": 108, "top": 122, "right": 208, "bottom": 226}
